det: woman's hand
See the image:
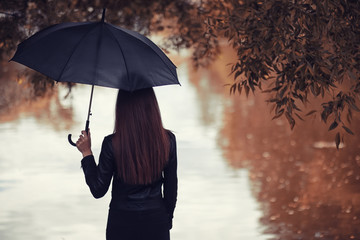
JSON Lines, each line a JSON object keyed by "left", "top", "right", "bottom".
{"left": 76, "top": 130, "right": 93, "bottom": 157}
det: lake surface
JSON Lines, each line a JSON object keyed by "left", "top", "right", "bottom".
{"left": 0, "top": 60, "right": 275, "bottom": 240}
{"left": 1, "top": 53, "right": 360, "bottom": 240}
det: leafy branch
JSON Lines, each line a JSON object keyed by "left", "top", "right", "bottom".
{"left": 206, "top": 0, "right": 360, "bottom": 148}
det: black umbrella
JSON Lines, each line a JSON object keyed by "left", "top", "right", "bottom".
{"left": 11, "top": 9, "right": 180, "bottom": 146}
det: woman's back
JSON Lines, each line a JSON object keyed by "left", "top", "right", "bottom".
{"left": 77, "top": 88, "right": 178, "bottom": 240}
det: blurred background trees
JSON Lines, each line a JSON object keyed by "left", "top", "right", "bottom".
{"left": 1, "top": 0, "right": 359, "bottom": 145}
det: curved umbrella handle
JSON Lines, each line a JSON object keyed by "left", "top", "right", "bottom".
{"left": 68, "top": 134, "right": 77, "bottom": 146}
{"left": 67, "top": 120, "right": 90, "bottom": 147}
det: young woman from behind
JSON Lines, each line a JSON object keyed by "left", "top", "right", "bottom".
{"left": 76, "top": 88, "right": 178, "bottom": 240}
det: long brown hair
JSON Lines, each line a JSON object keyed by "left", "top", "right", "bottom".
{"left": 112, "top": 88, "right": 170, "bottom": 185}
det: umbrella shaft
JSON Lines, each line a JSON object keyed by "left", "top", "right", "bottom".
{"left": 85, "top": 120, "right": 90, "bottom": 133}
{"left": 86, "top": 85, "right": 95, "bottom": 132}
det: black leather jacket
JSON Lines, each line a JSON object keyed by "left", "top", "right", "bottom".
{"left": 81, "top": 131, "right": 178, "bottom": 220}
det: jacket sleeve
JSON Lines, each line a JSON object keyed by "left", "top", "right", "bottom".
{"left": 163, "top": 132, "right": 178, "bottom": 224}
{"left": 81, "top": 136, "right": 114, "bottom": 199}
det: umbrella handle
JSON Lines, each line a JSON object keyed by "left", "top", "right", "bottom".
{"left": 67, "top": 120, "right": 90, "bottom": 147}
{"left": 68, "top": 134, "right": 77, "bottom": 146}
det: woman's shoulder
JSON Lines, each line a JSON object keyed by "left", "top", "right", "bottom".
{"left": 104, "top": 133, "right": 115, "bottom": 141}
{"left": 166, "top": 129, "right": 176, "bottom": 141}
{"left": 165, "top": 130, "right": 177, "bottom": 155}
{"left": 101, "top": 133, "right": 115, "bottom": 150}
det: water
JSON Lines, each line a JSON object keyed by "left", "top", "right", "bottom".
{"left": 0, "top": 61, "right": 272, "bottom": 239}
{"left": 1, "top": 46, "right": 360, "bottom": 240}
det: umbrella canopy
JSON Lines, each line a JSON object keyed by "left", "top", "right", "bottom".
{"left": 11, "top": 10, "right": 179, "bottom": 92}
{"left": 11, "top": 9, "right": 180, "bottom": 146}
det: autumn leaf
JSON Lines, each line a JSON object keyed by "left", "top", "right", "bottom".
{"left": 329, "top": 121, "right": 338, "bottom": 131}
{"left": 335, "top": 132, "right": 340, "bottom": 149}
{"left": 342, "top": 126, "right": 354, "bottom": 135}
{"left": 305, "top": 110, "right": 317, "bottom": 116}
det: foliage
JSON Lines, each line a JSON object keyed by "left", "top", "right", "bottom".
{"left": 1, "top": 0, "right": 359, "bottom": 147}
{"left": 204, "top": 0, "right": 360, "bottom": 148}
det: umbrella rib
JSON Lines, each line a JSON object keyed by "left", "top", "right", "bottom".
{"left": 111, "top": 25, "right": 178, "bottom": 80}
{"left": 57, "top": 23, "right": 99, "bottom": 81}
{"left": 104, "top": 25, "right": 131, "bottom": 90}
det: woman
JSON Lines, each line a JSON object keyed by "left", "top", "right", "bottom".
{"left": 76, "top": 88, "right": 178, "bottom": 240}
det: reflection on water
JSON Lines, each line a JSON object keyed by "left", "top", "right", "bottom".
{"left": 0, "top": 58, "right": 272, "bottom": 239}
{"left": 187, "top": 46, "right": 360, "bottom": 239}
{"left": 0, "top": 61, "right": 74, "bottom": 130}
{"left": 1, "top": 47, "right": 360, "bottom": 239}
{"left": 219, "top": 93, "right": 360, "bottom": 239}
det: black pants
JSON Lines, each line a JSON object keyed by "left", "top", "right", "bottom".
{"left": 106, "top": 207, "right": 170, "bottom": 240}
